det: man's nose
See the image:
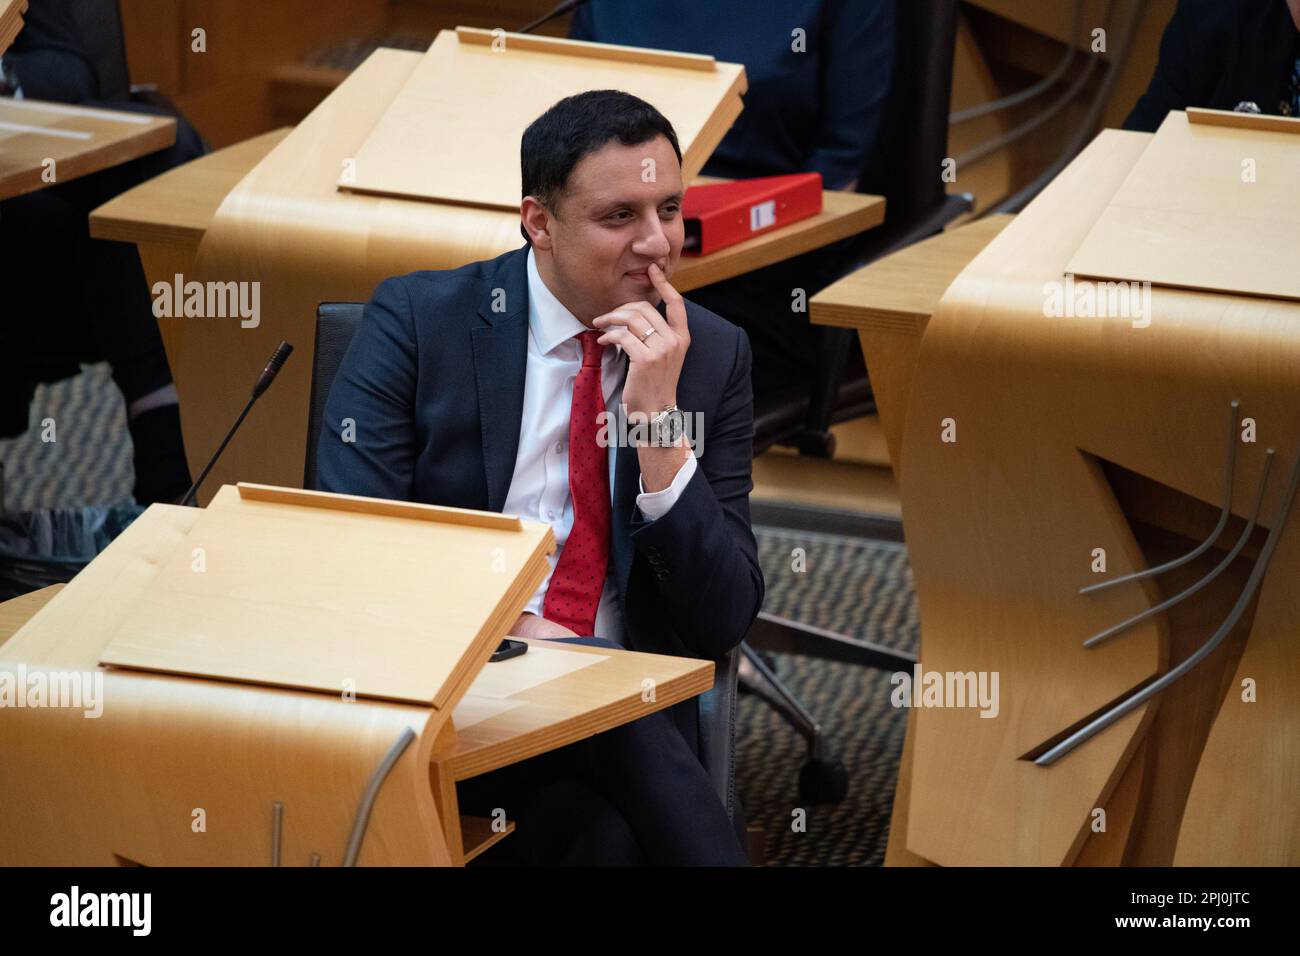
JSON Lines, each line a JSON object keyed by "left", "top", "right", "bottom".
{"left": 633, "top": 212, "right": 671, "bottom": 258}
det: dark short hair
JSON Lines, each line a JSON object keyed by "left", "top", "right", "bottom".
{"left": 519, "top": 90, "right": 682, "bottom": 243}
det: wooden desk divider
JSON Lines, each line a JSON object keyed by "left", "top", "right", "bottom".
{"left": 341, "top": 27, "right": 747, "bottom": 209}
{"left": 0, "top": 484, "right": 556, "bottom": 865}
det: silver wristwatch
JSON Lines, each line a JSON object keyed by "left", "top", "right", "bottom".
{"left": 648, "top": 405, "right": 687, "bottom": 446}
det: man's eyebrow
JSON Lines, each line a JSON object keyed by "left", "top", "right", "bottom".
{"left": 590, "top": 191, "right": 684, "bottom": 211}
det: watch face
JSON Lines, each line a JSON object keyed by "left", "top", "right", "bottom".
{"left": 649, "top": 407, "right": 686, "bottom": 446}
{"left": 664, "top": 410, "right": 686, "bottom": 444}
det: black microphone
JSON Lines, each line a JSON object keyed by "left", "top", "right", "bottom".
{"left": 252, "top": 340, "right": 294, "bottom": 400}
{"left": 180, "top": 341, "right": 294, "bottom": 507}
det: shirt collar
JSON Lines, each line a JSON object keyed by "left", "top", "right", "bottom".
{"left": 526, "top": 246, "right": 590, "bottom": 356}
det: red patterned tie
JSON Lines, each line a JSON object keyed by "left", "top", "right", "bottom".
{"left": 543, "top": 330, "right": 611, "bottom": 636}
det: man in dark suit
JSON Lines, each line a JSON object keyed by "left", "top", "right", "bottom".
{"left": 1125, "top": 0, "right": 1300, "bottom": 131}
{"left": 317, "top": 90, "right": 764, "bottom": 865}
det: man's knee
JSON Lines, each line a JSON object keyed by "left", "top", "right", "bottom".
{"left": 557, "top": 795, "right": 645, "bottom": 866}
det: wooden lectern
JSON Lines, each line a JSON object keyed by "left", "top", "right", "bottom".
{"left": 865, "top": 110, "right": 1300, "bottom": 866}
{"left": 0, "top": 484, "right": 714, "bottom": 866}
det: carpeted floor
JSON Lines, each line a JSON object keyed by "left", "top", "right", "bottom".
{"left": 0, "top": 365, "right": 920, "bottom": 865}
{"left": 0, "top": 364, "right": 134, "bottom": 512}
{"left": 741, "top": 527, "right": 917, "bottom": 865}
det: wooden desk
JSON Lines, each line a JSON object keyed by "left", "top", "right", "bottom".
{"left": 810, "top": 213, "right": 1015, "bottom": 475}
{"left": 0, "top": 582, "right": 57, "bottom": 643}
{"left": 88, "top": 48, "right": 883, "bottom": 502}
{"left": 0, "top": 506, "right": 713, "bottom": 866}
{"left": 0, "top": 98, "right": 175, "bottom": 200}
{"left": 864, "top": 123, "right": 1300, "bottom": 866}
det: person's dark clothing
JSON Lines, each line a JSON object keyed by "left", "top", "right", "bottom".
{"left": 571, "top": 0, "right": 895, "bottom": 190}
{"left": 1125, "top": 0, "right": 1300, "bottom": 131}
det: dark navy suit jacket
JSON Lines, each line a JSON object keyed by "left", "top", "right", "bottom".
{"left": 316, "top": 245, "right": 766, "bottom": 754}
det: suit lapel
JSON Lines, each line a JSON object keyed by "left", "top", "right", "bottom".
{"left": 471, "top": 247, "right": 530, "bottom": 513}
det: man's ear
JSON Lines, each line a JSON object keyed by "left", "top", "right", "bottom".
{"left": 521, "top": 196, "right": 554, "bottom": 251}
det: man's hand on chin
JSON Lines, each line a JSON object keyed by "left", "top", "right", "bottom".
{"left": 509, "top": 612, "right": 580, "bottom": 641}
{"left": 592, "top": 262, "right": 692, "bottom": 493}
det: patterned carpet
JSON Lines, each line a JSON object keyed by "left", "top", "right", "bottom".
{"left": 0, "top": 364, "right": 135, "bottom": 512}
{"left": 0, "top": 365, "right": 920, "bottom": 866}
{"left": 741, "top": 528, "right": 917, "bottom": 866}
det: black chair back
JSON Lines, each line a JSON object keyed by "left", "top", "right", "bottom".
{"left": 753, "top": 0, "right": 969, "bottom": 456}
{"left": 852, "top": 0, "right": 964, "bottom": 254}
{"left": 303, "top": 302, "right": 364, "bottom": 489}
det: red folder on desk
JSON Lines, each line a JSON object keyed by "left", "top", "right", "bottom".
{"left": 681, "top": 172, "right": 823, "bottom": 256}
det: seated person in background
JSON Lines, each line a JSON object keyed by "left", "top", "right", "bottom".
{"left": 1125, "top": 0, "right": 1300, "bottom": 131}
{"left": 0, "top": 0, "right": 205, "bottom": 503}
{"left": 570, "top": 0, "right": 896, "bottom": 398}
{"left": 317, "top": 91, "right": 763, "bottom": 865}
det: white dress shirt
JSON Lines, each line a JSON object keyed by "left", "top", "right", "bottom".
{"left": 502, "top": 247, "right": 697, "bottom": 644}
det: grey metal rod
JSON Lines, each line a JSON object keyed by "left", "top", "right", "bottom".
{"left": 1081, "top": 400, "right": 1240, "bottom": 595}
{"left": 1036, "top": 448, "right": 1300, "bottom": 766}
{"left": 342, "top": 727, "right": 417, "bottom": 867}
{"left": 1082, "top": 449, "right": 1273, "bottom": 648}
{"left": 988, "top": 0, "right": 1146, "bottom": 214}
{"left": 271, "top": 801, "right": 283, "bottom": 867}
{"left": 950, "top": 0, "right": 1082, "bottom": 125}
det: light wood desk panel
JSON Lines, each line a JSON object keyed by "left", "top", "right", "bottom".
{"left": 810, "top": 213, "right": 1015, "bottom": 476}
{"left": 895, "top": 125, "right": 1300, "bottom": 866}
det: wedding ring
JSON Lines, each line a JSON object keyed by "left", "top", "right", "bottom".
{"left": 639, "top": 327, "right": 658, "bottom": 343}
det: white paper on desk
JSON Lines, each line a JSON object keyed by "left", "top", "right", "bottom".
{"left": 467, "top": 645, "right": 608, "bottom": 700}
{"left": 452, "top": 695, "right": 526, "bottom": 730}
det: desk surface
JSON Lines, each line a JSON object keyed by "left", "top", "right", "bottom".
{"left": 810, "top": 214, "right": 1015, "bottom": 336}
{"left": 448, "top": 637, "right": 711, "bottom": 780}
{"left": 0, "top": 98, "right": 175, "bottom": 200}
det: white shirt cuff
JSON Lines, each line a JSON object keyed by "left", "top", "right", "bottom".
{"left": 636, "top": 452, "right": 697, "bottom": 521}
